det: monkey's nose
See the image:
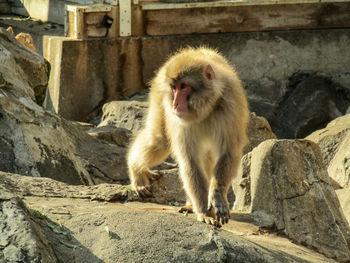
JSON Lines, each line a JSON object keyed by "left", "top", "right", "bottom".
{"left": 173, "top": 103, "right": 178, "bottom": 109}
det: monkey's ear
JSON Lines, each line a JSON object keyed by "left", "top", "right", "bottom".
{"left": 204, "top": 64, "right": 216, "bottom": 80}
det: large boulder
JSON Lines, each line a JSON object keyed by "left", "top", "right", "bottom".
{"left": 276, "top": 72, "right": 350, "bottom": 139}
{"left": 0, "top": 27, "right": 49, "bottom": 104}
{"left": 233, "top": 139, "right": 350, "bottom": 262}
{"left": 306, "top": 114, "right": 350, "bottom": 188}
{"left": 0, "top": 27, "right": 128, "bottom": 185}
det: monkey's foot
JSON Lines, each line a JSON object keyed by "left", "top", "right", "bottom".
{"left": 209, "top": 194, "right": 231, "bottom": 225}
{"left": 197, "top": 212, "right": 221, "bottom": 227}
{"left": 132, "top": 170, "right": 162, "bottom": 197}
{"left": 178, "top": 203, "right": 193, "bottom": 214}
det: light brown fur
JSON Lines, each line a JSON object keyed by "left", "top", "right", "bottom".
{"left": 127, "top": 47, "right": 249, "bottom": 226}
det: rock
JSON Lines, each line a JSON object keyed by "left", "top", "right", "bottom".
{"left": 149, "top": 168, "right": 186, "bottom": 204}
{"left": 0, "top": 173, "right": 336, "bottom": 262}
{"left": 0, "top": 27, "right": 128, "bottom": 185}
{"left": 337, "top": 188, "right": 350, "bottom": 224}
{"left": 0, "top": 197, "right": 58, "bottom": 263}
{"left": 0, "top": 171, "right": 133, "bottom": 202}
{"left": 87, "top": 126, "right": 132, "bottom": 147}
{"left": 276, "top": 72, "right": 350, "bottom": 139}
{"left": 0, "top": 198, "right": 322, "bottom": 262}
{"left": 99, "top": 100, "right": 148, "bottom": 133}
{"left": 244, "top": 112, "right": 277, "bottom": 154}
{"left": 306, "top": 114, "right": 350, "bottom": 188}
{"left": 0, "top": 171, "right": 185, "bottom": 205}
{"left": 0, "top": 27, "right": 49, "bottom": 104}
{"left": 0, "top": 91, "right": 128, "bottom": 185}
{"left": 233, "top": 139, "right": 350, "bottom": 261}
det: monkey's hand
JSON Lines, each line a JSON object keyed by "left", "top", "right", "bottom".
{"left": 132, "top": 169, "right": 161, "bottom": 197}
{"left": 208, "top": 193, "right": 230, "bottom": 225}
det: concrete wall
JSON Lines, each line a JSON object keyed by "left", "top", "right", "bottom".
{"left": 43, "top": 29, "right": 350, "bottom": 127}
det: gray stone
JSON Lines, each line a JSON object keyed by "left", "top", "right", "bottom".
{"left": 244, "top": 112, "right": 277, "bottom": 154}
{"left": 87, "top": 126, "right": 132, "bottom": 148}
{"left": 0, "top": 27, "right": 49, "bottom": 104}
{"left": 0, "top": 192, "right": 314, "bottom": 263}
{"left": 3, "top": 245, "right": 24, "bottom": 262}
{"left": 99, "top": 100, "right": 148, "bottom": 133}
{"left": 306, "top": 114, "right": 350, "bottom": 188}
{"left": 0, "top": 171, "right": 336, "bottom": 262}
{"left": 233, "top": 139, "right": 350, "bottom": 262}
{"left": 0, "top": 197, "right": 57, "bottom": 263}
{"left": 276, "top": 72, "right": 350, "bottom": 139}
{"left": 337, "top": 188, "right": 350, "bottom": 224}
{"left": 0, "top": 171, "right": 184, "bottom": 205}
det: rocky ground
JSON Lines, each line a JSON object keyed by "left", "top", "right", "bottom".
{"left": 1, "top": 25, "right": 350, "bottom": 263}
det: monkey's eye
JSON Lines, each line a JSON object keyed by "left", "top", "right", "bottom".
{"left": 170, "top": 84, "right": 176, "bottom": 92}
{"left": 180, "top": 83, "right": 186, "bottom": 90}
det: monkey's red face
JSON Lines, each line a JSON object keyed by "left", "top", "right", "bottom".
{"left": 171, "top": 81, "right": 192, "bottom": 118}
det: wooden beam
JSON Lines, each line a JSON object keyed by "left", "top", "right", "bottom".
{"left": 143, "top": 2, "right": 350, "bottom": 36}
{"left": 140, "top": 0, "right": 350, "bottom": 10}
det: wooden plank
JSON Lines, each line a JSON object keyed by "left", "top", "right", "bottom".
{"left": 74, "top": 9, "right": 84, "bottom": 38}
{"left": 141, "top": 0, "right": 350, "bottom": 10}
{"left": 144, "top": 2, "right": 350, "bottom": 36}
{"left": 66, "top": 4, "right": 111, "bottom": 13}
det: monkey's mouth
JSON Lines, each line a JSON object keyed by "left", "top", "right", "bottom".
{"left": 173, "top": 108, "right": 188, "bottom": 118}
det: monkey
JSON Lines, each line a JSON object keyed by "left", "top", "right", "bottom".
{"left": 127, "top": 47, "right": 249, "bottom": 226}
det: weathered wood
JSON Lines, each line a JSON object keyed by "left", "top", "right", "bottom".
{"left": 143, "top": 2, "right": 350, "bottom": 36}
{"left": 66, "top": 4, "right": 115, "bottom": 39}
{"left": 141, "top": 0, "right": 350, "bottom": 10}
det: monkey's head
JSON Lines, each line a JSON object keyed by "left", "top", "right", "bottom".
{"left": 165, "top": 60, "right": 224, "bottom": 123}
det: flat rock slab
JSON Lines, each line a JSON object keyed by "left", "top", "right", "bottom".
{"left": 23, "top": 197, "right": 334, "bottom": 263}
{"left": 0, "top": 172, "right": 337, "bottom": 263}
{"left": 0, "top": 171, "right": 185, "bottom": 205}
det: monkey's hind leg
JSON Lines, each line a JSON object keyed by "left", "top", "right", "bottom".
{"left": 128, "top": 130, "right": 170, "bottom": 197}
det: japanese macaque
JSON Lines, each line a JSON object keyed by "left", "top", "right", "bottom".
{"left": 127, "top": 47, "right": 249, "bottom": 226}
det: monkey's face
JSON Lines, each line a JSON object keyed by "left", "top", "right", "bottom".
{"left": 167, "top": 64, "right": 220, "bottom": 122}
{"left": 170, "top": 80, "right": 192, "bottom": 118}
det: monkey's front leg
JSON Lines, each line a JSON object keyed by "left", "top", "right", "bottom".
{"left": 208, "top": 153, "right": 240, "bottom": 225}
{"left": 128, "top": 130, "right": 170, "bottom": 197}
